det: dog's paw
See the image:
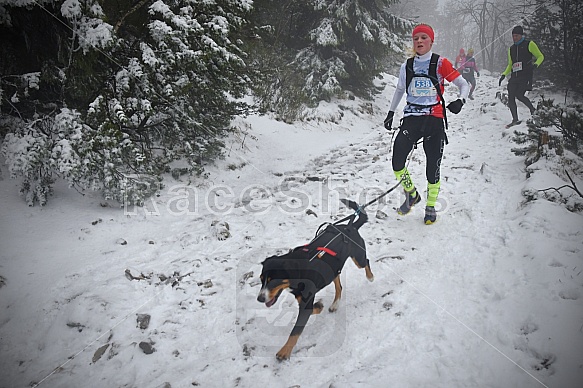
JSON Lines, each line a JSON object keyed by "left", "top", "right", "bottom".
{"left": 365, "top": 266, "right": 375, "bottom": 282}
{"left": 313, "top": 300, "right": 324, "bottom": 314}
{"left": 328, "top": 301, "right": 339, "bottom": 313}
{"left": 276, "top": 349, "right": 292, "bottom": 361}
{"left": 210, "top": 220, "right": 231, "bottom": 241}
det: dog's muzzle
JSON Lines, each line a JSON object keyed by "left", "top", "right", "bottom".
{"left": 257, "top": 288, "right": 267, "bottom": 303}
{"left": 257, "top": 287, "right": 280, "bottom": 307}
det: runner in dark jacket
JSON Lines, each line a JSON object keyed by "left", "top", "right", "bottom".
{"left": 498, "top": 26, "right": 544, "bottom": 128}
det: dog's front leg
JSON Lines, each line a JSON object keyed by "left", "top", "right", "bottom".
{"left": 329, "top": 276, "right": 342, "bottom": 312}
{"left": 276, "top": 298, "right": 314, "bottom": 361}
{"left": 351, "top": 257, "right": 375, "bottom": 282}
{"left": 364, "top": 265, "right": 374, "bottom": 281}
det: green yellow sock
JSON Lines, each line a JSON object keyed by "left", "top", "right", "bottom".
{"left": 394, "top": 167, "right": 416, "bottom": 194}
{"left": 427, "top": 181, "right": 441, "bottom": 207}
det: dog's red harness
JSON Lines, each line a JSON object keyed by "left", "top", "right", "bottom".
{"left": 316, "top": 247, "right": 337, "bottom": 256}
{"left": 302, "top": 245, "right": 337, "bottom": 259}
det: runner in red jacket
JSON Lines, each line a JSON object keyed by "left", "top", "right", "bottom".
{"left": 454, "top": 48, "right": 465, "bottom": 69}
{"left": 383, "top": 24, "right": 469, "bottom": 225}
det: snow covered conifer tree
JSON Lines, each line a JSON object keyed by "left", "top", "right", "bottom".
{"left": 512, "top": 98, "right": 583, "bottom": 164}
{"left": 524, "top": 1, "right": 583, "bottom": 95}
{"left": 295, "top": 0, "right": 410, "bottom": 102}
{"left": 247, "top": 0, "right": 409, "bottom": 118}
{"left": 79, "top": 0, "right": 253, "bottom": 204}
{"left": 1, "top": 0, "right": 252, "bottom": 205}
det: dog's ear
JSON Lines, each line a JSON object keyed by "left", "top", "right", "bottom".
{"left": 261, "top": 255, "right": 278, "bottom": 265}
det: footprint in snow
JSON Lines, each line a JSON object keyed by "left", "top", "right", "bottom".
{"left": 211, "top": 220, "right": 231, "bottom": 241}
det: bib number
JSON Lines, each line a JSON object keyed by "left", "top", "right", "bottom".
{"left": 410, "top": 77, "right": 437, "bottom": 97}
{"left": 512, "top": 62, "right": 523, "bottom": 72}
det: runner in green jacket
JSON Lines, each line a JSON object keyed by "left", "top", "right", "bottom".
{"left": 498, "top": 26, "right": 544, "bottom": 128}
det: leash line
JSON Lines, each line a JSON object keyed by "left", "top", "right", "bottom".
{"left": 359, "top": 178, "right": 404, "bottom": 211}
{"left": 330, "top": 176, "right": 404, "bottom": 227}
{"left": 337, "top": 139, "right": 416, "bottom": 222}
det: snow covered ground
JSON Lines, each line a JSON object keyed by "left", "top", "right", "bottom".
{"left": 1, "top": 72, "right": 582, "bottom": 388}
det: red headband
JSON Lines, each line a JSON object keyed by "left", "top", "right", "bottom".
{"left": 412, "top": 25, "right": 434, "bottom": 42}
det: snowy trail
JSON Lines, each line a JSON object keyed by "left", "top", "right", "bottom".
{"left": 1, "top": 74, "right": 581, "bottom": 388}
{"left": 236, "top": 79, "right": 544, "bottom": 387}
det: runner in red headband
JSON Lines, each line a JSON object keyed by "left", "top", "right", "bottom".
{"left": 412, "top": 24, "right": 434, "bottom": 42}
{"left": 383, "top": 24, "right": 469, "bottom": 224}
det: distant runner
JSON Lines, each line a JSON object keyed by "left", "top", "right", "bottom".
{"left": 498, "top": 26, "right": 544, "bottom": 128}
{"left": 459, "top": 48, "right": 480, "bottom": 100}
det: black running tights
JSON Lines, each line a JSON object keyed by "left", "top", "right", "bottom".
{"left": 507, "top": 82, "right": 535, "bottom": 121}
{"left": 392, "top": 115, "right": 445, "bottom": 184}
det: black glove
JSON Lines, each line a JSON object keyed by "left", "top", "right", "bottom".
{"left": 383, "top": 111, "right": 394, "bottom": 130}
{"left": 447, "top": 99, "right": 464, "bottom": 114}
{"left": 498, "top": 75, "right": 505, "bottom": 86}
{"left": 477, "top": 72, "right": 480, "bottom": 77}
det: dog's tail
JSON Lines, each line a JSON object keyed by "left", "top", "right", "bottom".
{"left": 340, "top": 199, "right": 368, "bottom": 229}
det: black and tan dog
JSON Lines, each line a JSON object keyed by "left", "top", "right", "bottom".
{"left": 256, "top": 199, "right": 374, "bottom": 360}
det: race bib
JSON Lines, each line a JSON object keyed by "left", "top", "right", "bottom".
{"left": 410, "top": 77, "right": 437, "bottom": 97}
{"left": 512, "top": 62, "right": 523, "bottom": 72}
